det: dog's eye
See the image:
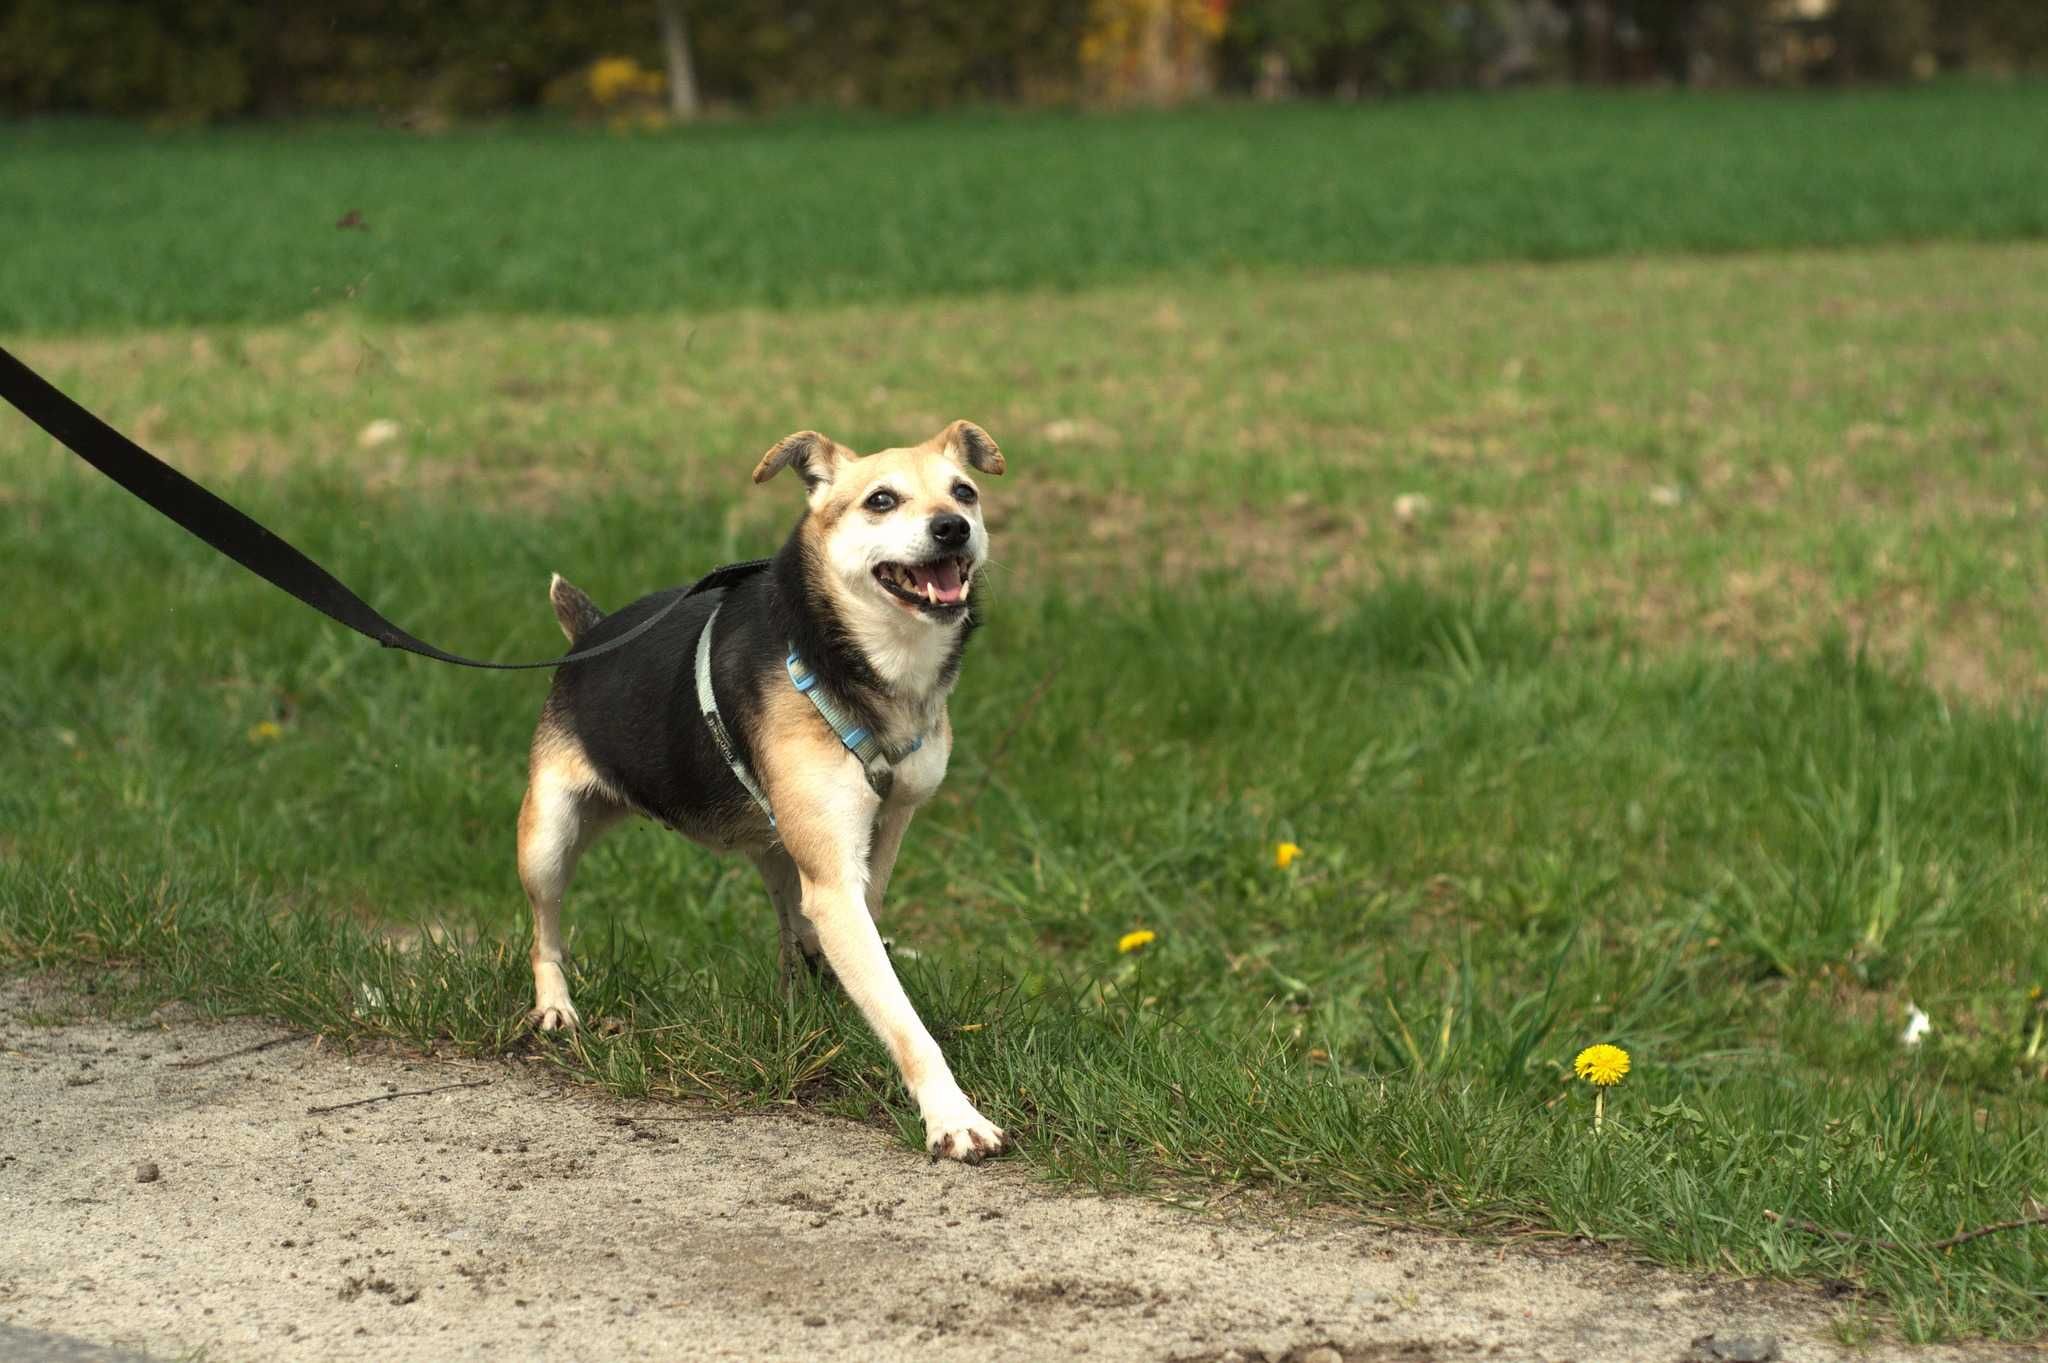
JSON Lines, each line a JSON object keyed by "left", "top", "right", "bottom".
{"left": 952, "top": 482, "right": 978, "bottom": 505}
{"left": 864, "top": 489, "right": 899, "bottom": 513}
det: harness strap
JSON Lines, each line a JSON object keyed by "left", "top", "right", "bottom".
{"left": 695, "top": 602, "right": 775, "bottom": 824}
{"left": 785, "top": 650, "right": 923, "bottom": 803}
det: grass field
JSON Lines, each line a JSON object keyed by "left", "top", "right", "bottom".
{"left": 4, "top": 95, "right": 2048, "bottom": 1341}
{"left": 4, "top": 85, "right": 2048, "bottom": 331}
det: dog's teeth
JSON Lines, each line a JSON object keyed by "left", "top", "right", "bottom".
{"left": 925, "top": 582, "right": 938, "bottom": 605}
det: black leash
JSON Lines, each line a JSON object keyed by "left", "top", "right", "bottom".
{"left": 0, "top": 344, "right": 759, "bottom": 669}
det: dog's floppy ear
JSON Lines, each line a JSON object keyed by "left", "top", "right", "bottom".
{"left": 938, "top": 420, "right": 1004, "bottom": 476}
{"left": 752, "top": 431, "right": 847, "bottom": 492}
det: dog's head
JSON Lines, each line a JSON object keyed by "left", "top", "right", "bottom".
{"left": 753, "top": 420, "right": 1002, "bottom": 626}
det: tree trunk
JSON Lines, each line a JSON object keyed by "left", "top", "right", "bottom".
{"left": 656, "top": 0, "right": 700, "bottom": 120}
{"left": 1138, "top": 1, "right": 1175, "bottom": 102}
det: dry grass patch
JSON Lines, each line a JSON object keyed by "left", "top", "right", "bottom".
{"left": 7, "top": 240, "right": 2046, "bottom": 700}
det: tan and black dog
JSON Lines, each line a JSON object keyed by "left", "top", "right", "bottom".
{"left": 517, "top": 420, "right": 1008, "bottom": 1163}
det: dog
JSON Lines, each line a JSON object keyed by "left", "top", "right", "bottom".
{"left": 516, "top": 420, "right": 1009, "bottom": 1163}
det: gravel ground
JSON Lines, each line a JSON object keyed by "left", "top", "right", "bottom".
{"left": 1, "top": 976, "right": 2026, "bottom": 1363}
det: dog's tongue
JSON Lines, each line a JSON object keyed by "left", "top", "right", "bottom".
{"left": 908, "top": 559, "right": 965, "bottom": 603}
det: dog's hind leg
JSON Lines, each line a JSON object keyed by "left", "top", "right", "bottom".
{"left": 516, "top": 742, "right": 623, "bottom": 1032}
{"left": 753, "top": 848, "right": 825, "bottom": 996}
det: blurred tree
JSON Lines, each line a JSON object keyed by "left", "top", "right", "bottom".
{"left": 1630, "top": 0, "right": 1775, "bottom": 84}
{"left": 0, "top": 0, "right": 1089, "bottom": 119}
{"left": 598, "top": 0, "right": 1093, "bottom": 111}
{"left": 2, "top": 0, "right": 2044, "bottom": 119}
{"left": 1933, "top": 0, "right": 2048, "bottom": 70}
{"left": 1081, "top": 0, "right": 1230, "bottom": 103}
{"left": 1824, "top": 0, "right": 1939, "bottom": 79}
{"left": 1219, "top": 0, "right": 1464, "bottom": 93}
{"left": 655, "top": 0, "right": 700, "bottom": 119}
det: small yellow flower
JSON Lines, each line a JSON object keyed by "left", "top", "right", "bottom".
{"left": 1274, "top": 842, "right": 1302, "bottom": 870}
{"left": 1574, "top": 1044, "right": 1630, "bottom": 1087}
{"left": 248, "top": 720, "right": 284, "bottom": 743}
{"left": 1117, "top": 929, "right": 1157, "bottom": 954}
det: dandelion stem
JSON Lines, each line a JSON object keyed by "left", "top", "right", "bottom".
{"left": 1594, "top": 1088, "right": 1604, "bottom": 1133}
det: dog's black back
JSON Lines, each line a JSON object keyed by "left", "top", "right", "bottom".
{"left": 544, "top": 531, "right": 966, "bottom": 844}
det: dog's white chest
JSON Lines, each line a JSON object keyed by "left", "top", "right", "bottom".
{"left": 889, "top": 730, "right": 950, "bottom": 806}
{"left": 851, "top": 617, "right": 959, "bottom": 697}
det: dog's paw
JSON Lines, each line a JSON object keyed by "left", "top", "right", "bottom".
{"left": 924, "top": 1105, "right": 1009, "bottom": 1165}
{"left": 527, "top": 1002, "right": 581, "bottom": 1033}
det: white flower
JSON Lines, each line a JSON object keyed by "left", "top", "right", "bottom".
{"left": 1900, "top": 1004, "right": 1931, "bottom": 1047}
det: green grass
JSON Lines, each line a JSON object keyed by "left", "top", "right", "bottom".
{"left": 5, "top": 86, "right": 2048, "bottom": 331}
{"left": 5, "top": 550, "right": 2046, "bottom": 1341}
{"left": 4, "top": 238, "right": 2047, "bottom": 1339}
{"left": 11, "top": 239, "right": 2046, "bottom": 696}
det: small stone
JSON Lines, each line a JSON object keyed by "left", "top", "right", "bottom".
{"left": 134, "top": 1161, "right": 161, "bottom": 1184}
{"left": 357, "top": 418, "right": 402, "bottom": 450}
{"left": 1303, "top": 1348, "right": 1344, "bottom": 1363}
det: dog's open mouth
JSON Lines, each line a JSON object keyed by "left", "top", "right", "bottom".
{"left": 874, "top": 556, "right": 973, "bottom": 613}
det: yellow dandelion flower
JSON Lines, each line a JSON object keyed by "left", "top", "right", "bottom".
{"left": 1117, "top": 929, "right": 1157, "bottom": 954}
{"left": 248, "top": 720, "right": 283, "bottom": 743}
{"left": 1574, "top": 1043, "right": 1630, "bottom": 1086}
{"left": 1274, "top": 842, "right": 1302, "bottom": 870}
{"left": 1574, "top": 1043, "right": 1630, "bottom": 1133}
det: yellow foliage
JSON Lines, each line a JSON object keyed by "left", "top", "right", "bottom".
{"left": 588, "top": 56, "right": 665, "bottom": 108}
{"left": 1080, "top": 0, "right": 1225, "bottom": 103}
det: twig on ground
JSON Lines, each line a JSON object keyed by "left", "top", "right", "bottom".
{"left": 168, "top": 1033, "right": 309, "bottom": 1069}
{"left": 1764, "top": 1206, "right": 2048, "bottom": 1253}
{"left": 306, "top": 1079, "right": 491, "bottom": 1115}
{"left": 963, "top": 659, "right": 1062, "bottom": 813}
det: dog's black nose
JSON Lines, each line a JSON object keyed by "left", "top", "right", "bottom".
{"left": 930, "top": 512, "right": 970, "bottom": 548}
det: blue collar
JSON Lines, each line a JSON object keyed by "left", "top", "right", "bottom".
{"left": 786, "top": 649, "right": 923, "bottom": 803}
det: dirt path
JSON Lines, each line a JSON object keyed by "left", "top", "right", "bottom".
{"left": 0, "top": 977, "right": 2016, "bottom": 1363}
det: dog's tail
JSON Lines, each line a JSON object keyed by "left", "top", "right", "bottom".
{"left": 548, "top": 573, "right": 605, "bottom": 645}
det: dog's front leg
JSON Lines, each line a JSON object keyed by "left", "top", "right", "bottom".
{"left": 797, "top": 863, "right": 1006, "bottom": 1162}
{"left": 765, "top": 733, "right": 1005, "bottom": 1163}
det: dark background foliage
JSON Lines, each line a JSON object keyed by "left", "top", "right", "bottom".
{"left": 2, "top": 0, "right": 2044, "bottom": 122}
